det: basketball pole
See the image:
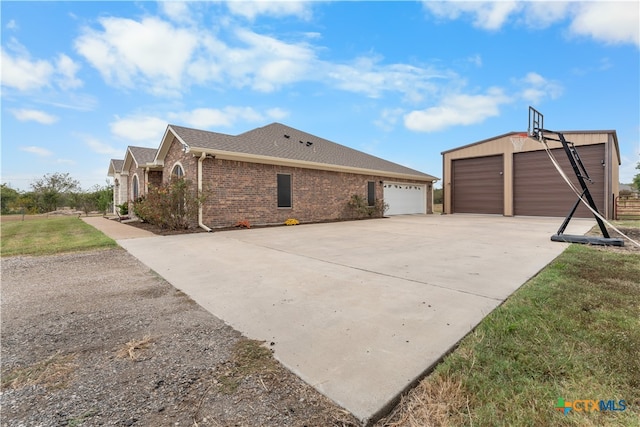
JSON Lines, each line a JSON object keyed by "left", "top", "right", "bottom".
{"left": 528, "top": 106, "right": 624, "bottom": 247}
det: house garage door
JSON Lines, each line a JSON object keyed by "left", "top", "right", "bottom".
{"left": 513, "top": 144, "right": 605, "bottom": 217}
{"left": 452, "top": 155, "right": 503, "bottom": 214}
{"left": 383, "top": 182, "right": 426, "bottom": 215}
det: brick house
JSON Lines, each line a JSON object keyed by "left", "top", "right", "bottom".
{"left": 109, "top": 123, "right": 438, "bottom": 230}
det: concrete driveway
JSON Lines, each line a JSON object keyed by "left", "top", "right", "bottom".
{"left": 117, "top": 215, "right": 594, "bottom": 424}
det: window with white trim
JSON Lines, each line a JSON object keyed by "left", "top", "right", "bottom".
{"left": 171, "top": 163, "right": 184, "bottom": 179}
{"left": 132, "top": 175, "right": 139, "bottom": 199}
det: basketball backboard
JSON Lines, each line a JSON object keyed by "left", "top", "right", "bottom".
{"left": 528, "top": 106, "right": 544, "bottom": 141}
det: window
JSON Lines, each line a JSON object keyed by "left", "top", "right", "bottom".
{"left": 367, "top": 181, "right": 376, "bottom": 207}
{"left": 277, "top": 174, "right": 292, "bottom": 208}
{"left": 171, "top": 164, "right": 184, "bottom": 179}
{"left": 132, "top": 175, "right": 139, "bottom": 199}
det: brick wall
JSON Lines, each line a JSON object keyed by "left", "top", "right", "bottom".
{"left": 148, "top": 170, "right": 163, "bottom": 188}
{"left": 200, "top": 159, "right": 427, "bottom": 228}
{"left": 163, "top": 137, "right": 198, "bottom": 184}
{"left": 157, "top": 136, "right": 432, "bottom": 229}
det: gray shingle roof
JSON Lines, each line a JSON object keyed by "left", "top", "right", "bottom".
{"left": 128, "top": 146, "right": 157, "bottom": 166}
{"left": 169, "top": 123, "right": 436, "bottom": 179}
{"left": 110, "top": 159, "right": 124, "bottom": 172}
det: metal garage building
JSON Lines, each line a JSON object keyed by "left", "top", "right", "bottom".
{"left": 441, "top": 131, "right": 620, "bottom": 219}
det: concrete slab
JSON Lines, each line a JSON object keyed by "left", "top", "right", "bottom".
{"left": 81, "top": 216, "right": 156, "bottom": 240}
{"left": 116, "top": 215, "right": 594, "bottom": 425}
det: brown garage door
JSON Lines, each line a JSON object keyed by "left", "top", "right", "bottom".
{"left": 452, "top": 155, "right": 503, "bottom": 214}
{"left": 513, "top": 144, "right": 605, "bottom": 217}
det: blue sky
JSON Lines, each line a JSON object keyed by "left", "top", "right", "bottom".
{"left": 2, "top": 1, "right": 639, "bottom": 191}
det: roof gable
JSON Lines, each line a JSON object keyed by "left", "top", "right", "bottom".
{"left": 123, "top": 146, "right": 158, "bottom": 172}
{"left": 108, "top": 159, "right": 124, "bottom": 176}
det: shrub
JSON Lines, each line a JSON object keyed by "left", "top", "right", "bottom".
{"left": 347, "top": 194, "right": 388, "bottom": 218}
{"left": 132, "top": 179, "right": 204, "bottom": 230}
{"left": 284, "top": 218, "right": 299, "bottom": 226}
{"left": 117, "top": 203, "right": 128, "bottom": 216}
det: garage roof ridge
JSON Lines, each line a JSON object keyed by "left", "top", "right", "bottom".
{"left": 441, "top": 129, "right": 619, "bottom": 157}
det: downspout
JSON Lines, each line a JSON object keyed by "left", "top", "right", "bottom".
{"left": 198, "top": 152, "right": 212, "bottom": 232}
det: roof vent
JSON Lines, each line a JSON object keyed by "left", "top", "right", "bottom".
{"left": 299, "top": 140, "right": 304, "bottom": 144}
{"left": 284, "top": 134, "right": 290, "bottom": 138}
{"left": 306, "top": 141, "right": 313, "bottom": 146}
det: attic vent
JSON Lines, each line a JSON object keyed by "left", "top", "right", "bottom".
{"left": 284, "top": 134, "right": 290, "bottom": 138}
{"left": 306, "top": 141, "right": 313, "bottom": 146}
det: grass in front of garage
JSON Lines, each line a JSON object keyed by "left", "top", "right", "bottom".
{"left": 379, "top": 227, "right": 640, "bottom": 426}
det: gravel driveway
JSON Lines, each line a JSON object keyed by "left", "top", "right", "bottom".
{"left": 1, "top": 248, "right": 358, "bottom": 427}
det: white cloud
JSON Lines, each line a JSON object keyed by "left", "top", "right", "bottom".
{"left": 423, "top": 1, "right": 521, "bottom": 31}
{"left": 516, "top": 72, "right": 563, "bottom": 104}
{"left": 110, "top": 116, "right": 167, "bottom": 143}
{"left": 374, "top": 108, "right": 405, "bottom": 132}
{"left": 266, "top": 107, "right": 290, "bottom": 121}
{"left": 11, "top": 109, "right": 58, "bottom": 124}
{"left": 423, "top": 1, "right": 639, "bottom": 47}
{"left": 6, "top": 20, "right": 18, "bottom": 30}
{"left": 232, "top": 28, "right": 317, "bottom": 92}
{"left": 70, "top": 12, "right": 454, "bottom": 102}
{"left": 521, "top": 2, "right": 571, "bottom": 29}
{"left": 81, "top": 135, "right": 121, "bottom": 156}
{"left": 1, "top": 41, "right": 84, "bottom": 92}
{"left": 75, "top": 17, "right": 199, "bottom": 96}
{"left": 1, "top": 47, "right": 54, "bottom": 91}
{"left": 170, "top": 107, "right": 264, "bottom": 129}
{"left": 325, "top": 56, "right": 448, "bottom": 101}
{"left": 55, "top": 54, "right": 83, "bottom": 90}
{"left": 404, "top": 88, "right": 511, "bottom": 132}
{"left": 226, "top": 1, "right": 312, "bottom": 20}
{"left": 569, "top": 2, "right": 639, "bottom": 46}
{"left": 159, "top": 1, "right": 194, "bottom": 24}
{"left": 20, "top": 146, "right": 53, "bottom": 156}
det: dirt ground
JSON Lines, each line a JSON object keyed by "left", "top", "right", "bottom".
{"left": 1, "top": 249, "right": 360, "bottom": 427}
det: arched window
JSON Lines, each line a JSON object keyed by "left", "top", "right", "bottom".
{"left": 171, "top": 164, "right": 184, "bottom": 179}
{"left": 132, "top": 175, "right": 139, "bottom": 199}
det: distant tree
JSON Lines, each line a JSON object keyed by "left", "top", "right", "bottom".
{"left": 15, "top": 192, "right": 39, "bottom": 214}
{"left": 433, "top": 188, "right": 443, "bottom": 205}
{"left": 633, "top": 162, "right": 640, "bottom": 192}
{"left": 92, "top": 182, "right": 113, "bottom": 214}
{"left": 30, "top": 172, "right": 81, "bottom": 212}
{"left": 74, "top": 183, "right": 113, "bottom": 215}
{"left": 0, "top": 184, "right": 20, "bottom": 214}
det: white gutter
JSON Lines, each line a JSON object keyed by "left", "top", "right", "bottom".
{"left": 197, "top": 152, "right": 212, "bottom": 232}
{"left": 187, "top": 148, "right": 439, "bottom": 183}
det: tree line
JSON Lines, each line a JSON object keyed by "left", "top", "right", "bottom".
{"left": 1, "top": 172, "right": 112, "bottom": 215}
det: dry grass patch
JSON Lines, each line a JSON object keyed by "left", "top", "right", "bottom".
{"left": 116, "top": 336, "right": 154, "bottom": 361}
{"left": 1, "top": 353, "right": 76, "bottom": 391}
{"left": 216, "top": 339, "right": 278, "bottom": 395}
{"left": 381, "top": 375, "right": 468, "bottom": 427}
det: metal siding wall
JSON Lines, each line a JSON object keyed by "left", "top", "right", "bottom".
{"left": 513, "top": 144, "right": 606, "bottom": 217}
{"left": 452, "top": 155, "right": 504, "bottom": 214}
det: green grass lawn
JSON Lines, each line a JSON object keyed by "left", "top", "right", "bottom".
{"left": 382, "top": 243, "right": 640, "bottom": 426}
{"left": 1, "top": 216, "right": 117, "bottom": 257}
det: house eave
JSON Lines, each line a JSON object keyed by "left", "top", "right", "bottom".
{"left": 190, "top": 148, "right": 438, "bottom": 182}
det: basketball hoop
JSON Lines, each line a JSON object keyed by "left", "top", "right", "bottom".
{"left": 510, "top": 133, "right": 528, "bottom": 152}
